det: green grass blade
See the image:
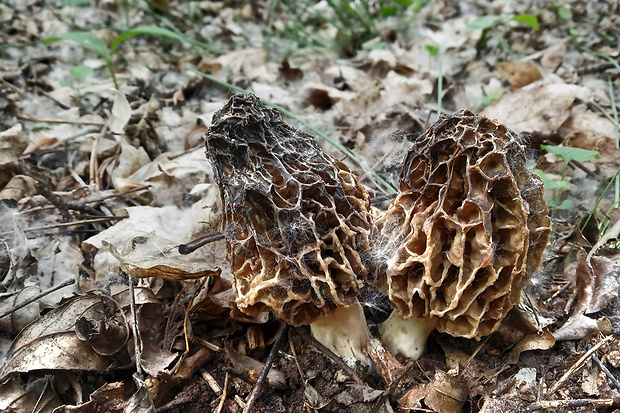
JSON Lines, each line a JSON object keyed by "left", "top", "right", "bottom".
{"left": 110, "top": 25, "right": 188, "bottom": 53}
{"left": 45, "top": 31, "right": 111, "bottom": 62}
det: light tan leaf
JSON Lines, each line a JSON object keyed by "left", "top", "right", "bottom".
{"left": 504, "top": 328, "right": 555, "bottom": 365}
{"left": 109, "top": 90, "right": 132, "bottom": 134}
{"left": 482, "top": 83, "right": 581, "bottom": 133}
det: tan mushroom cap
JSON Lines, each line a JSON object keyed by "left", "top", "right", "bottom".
{"left": 376, "top": 111, "right": 551, "bottom": 339}
{"left": 205, "top": 94, "right": 374, "bottom": 326}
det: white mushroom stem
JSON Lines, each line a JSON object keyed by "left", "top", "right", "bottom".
{"left": 379, "top": 309, "right": 436, "bottom": 360}
{"left": 310, "top": 301, "right": 371, "bottom": 366}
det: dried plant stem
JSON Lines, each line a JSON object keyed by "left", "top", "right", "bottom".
{"left": 17, "top": 113, "right": 105, "bottom": 126}
{"left": 544, "top": 335, "right": 613, "bottom": 398}
{"left": 296, "top": 328, "right": 362, "bottom": 384}
{"left": 214, "top": 371, "right": 230, "bottom": 413}
{"left": 525, "top": 398, "right": 617, "bottom": 412}
{"left": 0, "top": 278, "right": 75, "bottom": 320}
{"left": 0, "top": 216, "right": 125, "bottom": 236}
{"left": 128, "top": 274, "right": 144, "bottom": 377}
{"left": 370, "top": 360, "right": 416, "bottom": 413}
{"left": 243, "top": 324, "right": 289, "bottom": 413}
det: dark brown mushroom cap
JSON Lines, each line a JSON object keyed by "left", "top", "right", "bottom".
{"left": 375, "top": 110, "right": 551, "bottom": 339}
{"left": 205, "top": 94, "right": 374, "bottom": 326}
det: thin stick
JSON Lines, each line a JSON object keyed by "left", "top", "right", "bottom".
{"left": 214, "top": 371, "right": 230, "bottom": 413}
{"left": 178, "top": 232, "right": 225, "bottom": 255}
{"left": 525, "top": 398, "right": 616, "bottom": 412}
{"left": 242, "top": 324, "right": 289, "bottom": 413}
{"left": 0, "top": 216, "right": 125, "bottom": 236}
{"left": 544, "top": 335, "right": 613, "bottom": 398}
{"left": 296, "top": 328, "right": 362, "bottom": 384}
{"left": 370, "top": 360, "right": 416, "bottom": 413}
{"left": 0, "top": 278, "right": 75, "bottom": 319}
{"left": 128, "top": 274, "right": 144, "bottom": 377}
{"left": 288, "top": 330, "right": 304, "bottom": 381}
{"left": 591, "top": 353, "right": 620, "bottom": 389}
{"left": 17, "top": 113, "right": 105, "bottom": 126}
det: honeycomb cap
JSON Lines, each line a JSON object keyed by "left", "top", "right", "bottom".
{"left": 205, "top": 94, "right": 374, "bottom": 326}
{"left": 376, "top": 110, "right": 551, "bottom": 339}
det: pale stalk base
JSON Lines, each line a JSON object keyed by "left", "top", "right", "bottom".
{"left": 310, "top": 301, "right": 371, "bottom": 365}
{"left": 379, "top": 309, "right": 436, "bottom": 359}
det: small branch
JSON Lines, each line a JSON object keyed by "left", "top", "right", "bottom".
{"left": 544, "top": 335, "right": 613, "bottom": 399}
{"left": 0, "top": 216, "right": 125, "bottom": 236}
{"left": 295, "top": 328, "right": 362, "bottom": 384}
{"left": 178, "top": 232, "right": 225, "bottom": 255}
{"left": 243, "top": 324, "right": 289, "bottom": 413}
{"left": 214, "top": 371, "right": 230, "bottom": 413}
{"left": 370, "top": 360, "right": 416, "bottom": 413}
{"left": 525, "top": 398, "right": 617, "bottom": 412}
{"left": 0, "top": 278, "right": 76, "bottom": 320}
{"left": 591, "top": 353, "right": 620, "bottom": 389}
{"left": 17, "top": 113, "right": 105, "bottom": 126}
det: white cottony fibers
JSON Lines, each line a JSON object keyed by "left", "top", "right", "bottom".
{"left": 310, "top": 301, "right": 371, "bottom": 365}
{"left": 379, "top": 309, "right": 436, "bottom": 360}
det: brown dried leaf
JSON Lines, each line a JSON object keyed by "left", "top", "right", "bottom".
{"left": 482, "top": 83, "right": 580, "bottom": 133}
{"left": 366, "top": 337, "right": 404, "bottom": 384}
{"left": 0, "top": 285, "right": 40, "bottom": 334}
{"left": 0, "top": 376, "right": 62, "bottom": 413}
{"left": 104, "top": 238, "right": 220, "bottom": 280}
{"left": 424, "top": 370, "right": 467, "bottom": 413}
{"left": 0, "top": 294, "right": 128, "bottom": 377}
{"left": 496, "top": 61, "right": 542, "bottom": 88}
{"left": 553, "top": 250, "right": 620, "bottom": 341}
{"left": 504, "top": 328, "right": 555, "bottom": 365}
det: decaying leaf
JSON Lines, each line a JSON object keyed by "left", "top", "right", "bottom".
{"left": 104, "top": 238, "right": 220, "bottom": 280}
{"left": 0, "top": 375, "right": 62, "bottom": 413}
{"left": 109, "top": 90, "right": 132, "bottom": 135}
{"left": 482, "top": 83, "right": 581, "bottom": 133}
{"left": 553, "top": 249, "right": 620, "bottom": 341}
{"left": 504, "top": 328, "right": 555, "bottom": 365}
{"left": 0, "top": 285, "right": 40, "bottom": 334}
{"left": 425, "top": 370, "right": 467, "bottom": 413}
{"left": 0, "top": 294, "right": 129, "bottom": 378}
{"left": 0, "top": 124, "right": 28, "bottom": 188}
{"left": 496, "top": 61, "right": 542, "bottom": 88}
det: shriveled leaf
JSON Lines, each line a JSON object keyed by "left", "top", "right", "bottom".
{"left": 0, "top": 285, "right": 40, "bottom": 334}
{"left": 109, "top": 90, "right": 132, "bottom": 134}
{"left": 425, "top": 370, "right": 467, "bottom": 413}
{"left": 553, "top": 250, "right": 620, "bottom": 340}
{"left": 333, "top": 384, "right": 383, "bottom": 405}
{"left": 0, "top": 294, "right": 128, "bottom": 377}
{"left": 44, "top": 31, "right": 111, "bottom": 62}
{"left": 0, "top": 376, "right": 62, "bottom": 412}
{"left": 505, "top": 328, "right": 555, "bottom": 364}
{"left": 110, "top": 25, "right": 187, "bottom": 54}
{"left": 104, "top": 237, "right": 220, "bottom": 280}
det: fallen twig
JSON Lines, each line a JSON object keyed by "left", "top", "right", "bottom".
{"left": 0, "top": 278, "right": 76, "bottom": 319}
{"left": 592, "top": 353, "right": 620, "bottom": 389}
{"left": 17, "top": 113, "right": 105, "bottom": 126}
{"left": 544, "top": 335, "right": 613, "bottom": 398}
{"left": 369, "top": 359, "right": 416, "bottom": 413}
{"left": 243, "top": 324, "right": 289, "bottom": 413}
{"left": 214, "top": 371, "right": 230, "bottom": 413}
{"left": 525, "top": 397, "right": 617, "bottom": 412}
{"left": 296, "top": 328, "right": 362, "bottom": 384}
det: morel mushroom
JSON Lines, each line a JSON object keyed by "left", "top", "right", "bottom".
{"left": 375, "top": 111, "right": 551, "bottom": 359}
{"left": 205, "top": 94, "right": 374, "bottom": 362}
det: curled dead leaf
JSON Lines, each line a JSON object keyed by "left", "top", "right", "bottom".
{"left": 104, "top": 238, "right": 221, "bottom": 280}
{"left": 1, "top": 294, "right": 129, "bottom": 378}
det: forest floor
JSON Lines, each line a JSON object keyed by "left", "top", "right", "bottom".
{"left": 1, "top": 0, "right": 620, "bottom": 412}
